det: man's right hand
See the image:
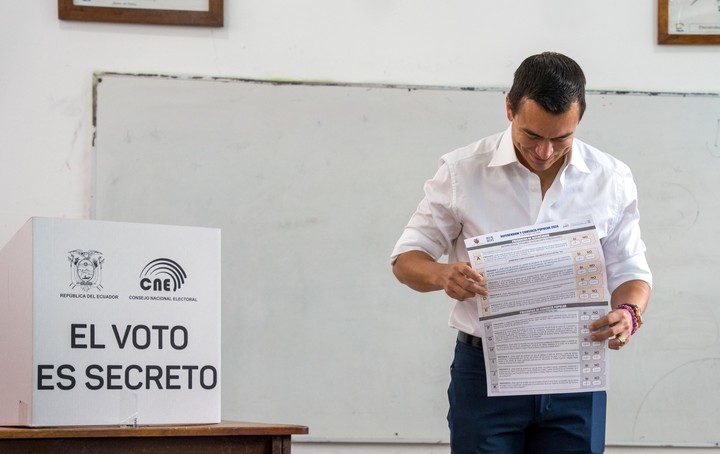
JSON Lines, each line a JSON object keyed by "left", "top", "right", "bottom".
{"left": 438, "top": 261, "right": 488, "bottom": 301}
{"left": 392, "top": 250, "right": 488, "bottom": 301}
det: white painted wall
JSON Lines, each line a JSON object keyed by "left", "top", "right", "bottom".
{"left": 2, "top": 2, "right": 719, "bottom": 452}
{"left": 3, "top": 1, "right": 720, "bottom": 245}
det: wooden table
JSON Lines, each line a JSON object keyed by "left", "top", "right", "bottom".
{"left": 0, "top": 420, "right": 308, "bottom": 453}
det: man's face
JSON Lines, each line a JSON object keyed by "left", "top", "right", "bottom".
{"left": 506, "top": 97, "right": 580, "bottom": 177}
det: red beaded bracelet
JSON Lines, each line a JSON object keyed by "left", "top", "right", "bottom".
{"left": 616, "top": 304, "right": 639, "bottom": 334}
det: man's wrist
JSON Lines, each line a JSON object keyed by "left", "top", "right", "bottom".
{"left": 615, "top": 303, "right": 643, "bottom": 333}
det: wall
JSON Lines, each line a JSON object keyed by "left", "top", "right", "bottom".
{"left": 2, "top": 1, "right": 720, "bottom": 243}
{"left": 2, "top": 1, "right": 720, "bottom": 452}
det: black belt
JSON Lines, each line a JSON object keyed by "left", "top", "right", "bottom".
{"left": 457, "top": 331, "right": 483, "bottom": 348}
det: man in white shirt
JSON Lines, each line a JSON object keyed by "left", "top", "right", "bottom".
{"left": 391, "top": 52, "right": 651, "bottom": 453}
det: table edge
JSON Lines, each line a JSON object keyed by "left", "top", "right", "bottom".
{"left": 0, "top": 420, "right": 309, "bottom": 439}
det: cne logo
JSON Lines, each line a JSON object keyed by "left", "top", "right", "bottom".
{"left": 68, "top": 250, "right": 104, "bottom": 292}
{"left": 139, "top": 258, "right": 187, "bottom": 292}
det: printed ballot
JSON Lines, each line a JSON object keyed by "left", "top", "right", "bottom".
{"left": 465, "top": 216, "right": 609, "bottom": 397}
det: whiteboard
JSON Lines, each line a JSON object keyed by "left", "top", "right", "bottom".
{"left": 93, "top": 73, "right": 720, "bottom": 446}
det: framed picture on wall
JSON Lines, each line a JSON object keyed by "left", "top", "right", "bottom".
{"left": 659, "top": 0, "right": 720, "bottom": 43}
{"left": 58, "top": 0, "right": 223, "bottom": 27}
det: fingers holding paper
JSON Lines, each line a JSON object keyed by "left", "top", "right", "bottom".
{"left": 441, "top": 262, "right": 488, "bottom": 301}
{"left": 588, "top": 308, "right": 634, "bottom": 350}
{"left": 392, "top": 251, "right": 488, "bottom": 301}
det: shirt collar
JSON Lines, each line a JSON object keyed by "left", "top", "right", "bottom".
{"left": 568, "top": 141, "right": 590, "bottom": 174}
{"left": 488, "top": 125, "right": 517, "bottom": 167}
{"left": 489, "top": 124, "right": 591, "bottom": 174}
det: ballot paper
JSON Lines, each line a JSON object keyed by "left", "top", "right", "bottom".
{"left": 465, "top": 216, "right": 609, "bottom": 397}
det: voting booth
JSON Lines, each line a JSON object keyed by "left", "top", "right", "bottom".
{"left": 0, "top": 217, "right": 221, "bottom": 427}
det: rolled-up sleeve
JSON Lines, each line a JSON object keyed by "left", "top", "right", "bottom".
{"left": 602, "top": 169, "right": 653, "bottom": 293}
{"left": 391, "top": 161, "right": 462, "bottom": 264}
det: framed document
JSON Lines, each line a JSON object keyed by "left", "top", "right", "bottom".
{"left": 659, "top": 0, "right": 720, "bottom": 43}
{"left": 58, "top": 0, "right": 223, "bottom": 27}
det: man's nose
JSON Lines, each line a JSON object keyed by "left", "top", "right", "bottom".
{"left": 535, "top": 140, "right": 553, "bottom": 158}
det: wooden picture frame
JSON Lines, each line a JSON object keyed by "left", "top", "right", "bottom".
{"left": 58, "top": 0, "right": 223, "bottom": 27}
{"left": 659, "top": 0, "right": 720, "bottom": 44}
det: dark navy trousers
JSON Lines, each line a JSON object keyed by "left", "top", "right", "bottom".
{"left": 448, "top": 339, "right": 606, "bottom": 453}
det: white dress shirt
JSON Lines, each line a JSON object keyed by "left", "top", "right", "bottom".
{"left": 391, "top": 125, "right": 652, "bottom": 337}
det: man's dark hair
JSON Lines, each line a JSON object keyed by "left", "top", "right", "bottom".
{"left": 508, "top": 52, "right": 586, "bottom": 120}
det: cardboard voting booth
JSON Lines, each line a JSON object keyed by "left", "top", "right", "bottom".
{"left": 0, "top": 217, "right": 221, "bottom": 426}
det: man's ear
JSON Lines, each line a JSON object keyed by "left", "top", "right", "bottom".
{"left": 505, "top": 95, "right": 514, "bottom": 122}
